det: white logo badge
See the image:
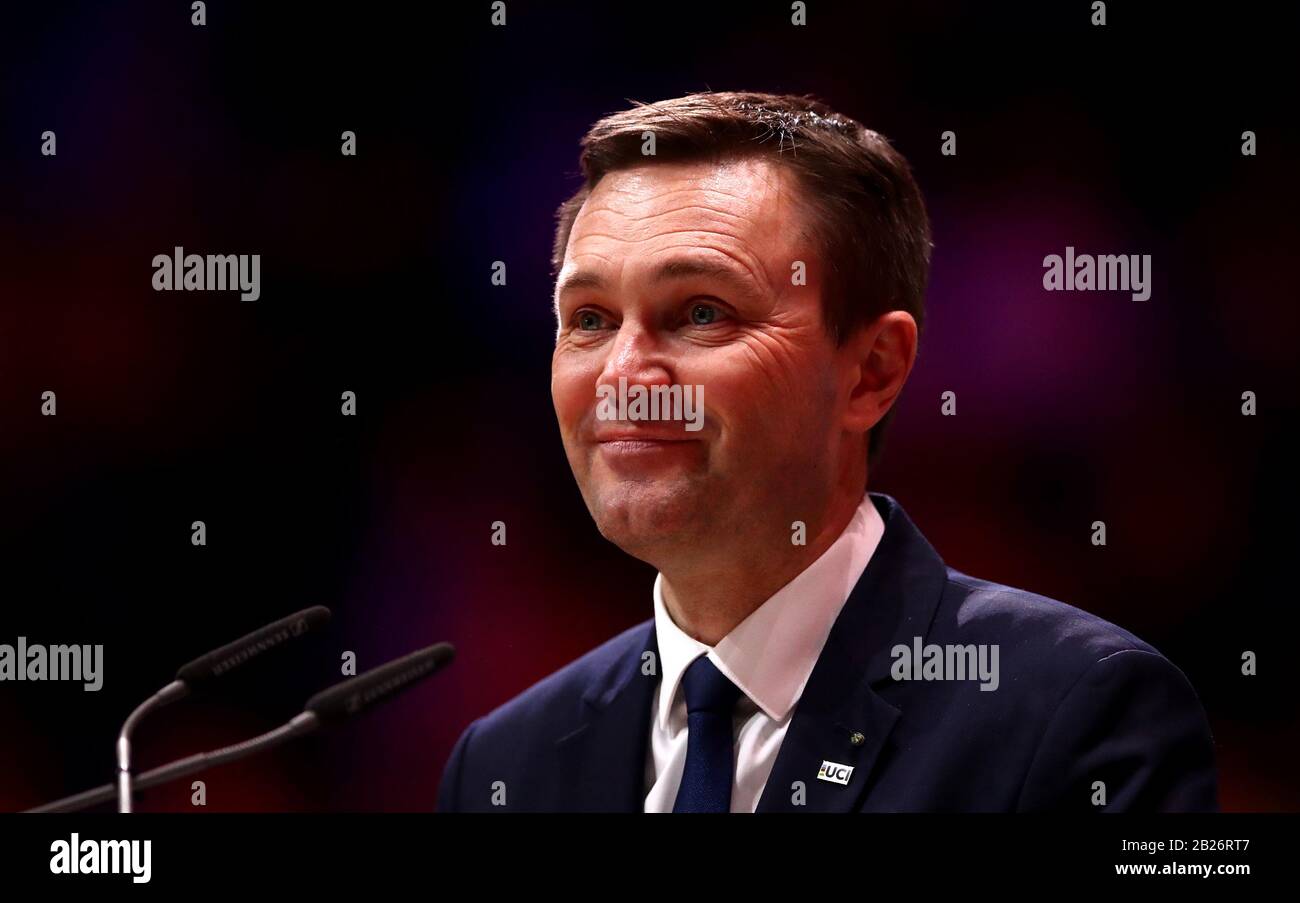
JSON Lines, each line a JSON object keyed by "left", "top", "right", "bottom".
{"left": 817, "top": 760, "right": 854, "bottom": 786}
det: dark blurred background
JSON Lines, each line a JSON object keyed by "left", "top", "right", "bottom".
{"left": 1, "top": 1, "right": 1296, "bottom": 812}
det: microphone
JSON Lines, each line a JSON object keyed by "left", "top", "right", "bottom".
{"left": 304, "top": 641, "right": 456, "bottom": 724}
{"left": 27, "top": 641, "right": 455, "bottom": 813}
{"left": 115, "top": 606, "right": 332, "bottom": 813}
{"left": 174, "top": 606, "right": 333, "bottom": 688}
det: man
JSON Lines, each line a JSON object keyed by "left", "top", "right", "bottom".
{"left": 436, "top": 91, "right": 1218, "bottom": 812}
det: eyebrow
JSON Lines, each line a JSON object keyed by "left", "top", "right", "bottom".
{"left": 555, "top": 257, "right": 761, "bottom": 303}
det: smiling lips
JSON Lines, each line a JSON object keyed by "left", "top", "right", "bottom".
{"left": 595, "top": 429, "right": 696, "bottom": 443}
{"left": 594, "top": 429, "right": 703, "bottom": 469}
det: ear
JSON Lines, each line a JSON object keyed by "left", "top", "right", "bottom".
{"left": 840, "top": 310, "right": 918, "bottom": 433}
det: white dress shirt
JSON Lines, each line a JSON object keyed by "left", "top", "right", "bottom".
{"left": 644, "top": 492, "right": 887, "bottom": 812}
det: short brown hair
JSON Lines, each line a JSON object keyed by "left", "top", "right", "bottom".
{"left": 551, "top": 91, "right": 932, "bottom": 469}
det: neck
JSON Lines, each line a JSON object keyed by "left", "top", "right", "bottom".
{"left": 659, "top": 486, "right": 867, "bottom": 646}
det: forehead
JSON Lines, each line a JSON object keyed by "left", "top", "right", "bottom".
{"left": 562, "top": 156, "right": 813, "bottom": 283}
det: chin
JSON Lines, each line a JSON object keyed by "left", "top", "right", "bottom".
{"left": 586, "top": 480, "right": 709, "bottom": 555}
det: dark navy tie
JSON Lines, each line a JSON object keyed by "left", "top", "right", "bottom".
{"left": 673, "top": 654, "right": 744, "bottom": 813}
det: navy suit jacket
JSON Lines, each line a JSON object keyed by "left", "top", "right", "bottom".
{"left": 437, "top": 493, "right": 1218, "bottom": 812}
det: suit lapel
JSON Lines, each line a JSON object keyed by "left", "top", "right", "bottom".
{"left": 552, "top": 621, "right": 660, "bottom": 812}
{"left": 755, "top": 642, "right": 901, "bottom": 812}
{"left": 757, "top": 493, "right": 948, "bottom": 812}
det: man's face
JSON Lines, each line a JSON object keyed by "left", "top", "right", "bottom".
{"left": 551, "top": 157, "right": 856, "bottom": 565}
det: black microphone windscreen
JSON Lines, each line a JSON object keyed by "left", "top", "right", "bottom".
{"left": 304, "top": 642, "right": 455, "bottom": 724}
{"left": 175, "top": 606, "right": 332, "bottom": 686}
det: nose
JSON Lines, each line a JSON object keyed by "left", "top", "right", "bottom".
{"left": 596, "top": 321, "right": 675, "bottom": 394}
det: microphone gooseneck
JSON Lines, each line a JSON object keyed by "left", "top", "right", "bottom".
{"left": 116, "top": 680, "right": 188, "bottom": 813}
{"left": 113, "top": 606, "right": 332, "bottom": 814}
{"left": 28, "top": 639, "right": 455, "bottom": 814}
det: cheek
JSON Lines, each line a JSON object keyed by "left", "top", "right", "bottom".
{"left": 551, "top": 353, "right": 601, "bottom": 428}
{"left": 692, "top": 341, "right": 828, "bottom": 432}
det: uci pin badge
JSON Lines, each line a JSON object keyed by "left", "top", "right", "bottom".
{"left": 817, "top": 760, "right": 854, "bottom": 786}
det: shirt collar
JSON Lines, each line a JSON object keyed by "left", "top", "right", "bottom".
{"left": 652, "top": 492, "right": 886, "bottom": 732}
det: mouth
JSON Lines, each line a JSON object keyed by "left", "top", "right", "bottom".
{"left": 594, "top": 428, "right": 700, "bottom": 444}
{"left": 597, "top": 435, "right": 697, "bottom": 445}
{"left": 598, "top": 439, "right": 694, "bottom": 452}
{"left": 592, "top": 432, "right": 703, "bottom": 470}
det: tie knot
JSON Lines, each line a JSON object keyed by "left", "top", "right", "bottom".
{"left": 681, "top": 655, "right": 743, "bottom": 715}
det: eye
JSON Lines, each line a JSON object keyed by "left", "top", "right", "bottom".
{"left": 688, "top": 302, "right": 722, "bottom": 326}
{"left": 575, "top": 309, "right": 607, "bottom": 331}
